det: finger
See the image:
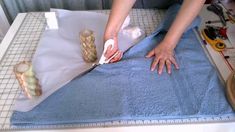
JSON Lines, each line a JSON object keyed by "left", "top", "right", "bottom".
{"left": 120, "top": 51, "right": 123, "bottom": 59}
{"left": 105, "top": 47, "right": 118, "bottom": 60}
{"left": 146, "top": 49, "right": 155, "bottom": 58}
{"left": 104, "top": 45, "right": 113, "bottom": 58}
{"left": 110, "top": 51, "right": 122, "bottom": 63}
{"left": 170, "top": 57, "right": 180, "bottom": 69}
{"left": 166, "top": 60, "right": 171, "bottom": 74}
{"left": 151, "top": 57, "right": 160, "bottom": 71}
{"left": 118, "top": 51, "right": 123, "bottom": 61}
{"left": 158, "top": 59, "right": 165, "bottom": 75}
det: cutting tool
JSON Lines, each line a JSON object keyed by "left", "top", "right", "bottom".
{"left": 207, "top": 3, "right": 227, "bottom": 26}
{"left": 99, "top": 39, "right": 119, "bottom": 64}
{"left": 78, "top": 39, "right": 120, "bottom": 76}
{"left": 226, "top": 11, "right": 235, "bottom": 24}
{"left": 201, "top": 27, "right": 226, "bottom": 52}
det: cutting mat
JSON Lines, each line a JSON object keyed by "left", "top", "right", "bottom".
{"left": 0, "top": 9, "right": 165, "bottom": 130}
{"left": 0, "top": 8, "right": 235, "bottom": 131}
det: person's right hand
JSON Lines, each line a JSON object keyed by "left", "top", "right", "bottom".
{"left": 104, "top": 35, "right": 123, "bottom": 63}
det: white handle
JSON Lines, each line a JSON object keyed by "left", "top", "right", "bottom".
{"left": 99, "top": 39, "right": 117, "bottom": 64}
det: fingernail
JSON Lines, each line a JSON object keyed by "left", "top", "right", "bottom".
{"left": 158, "top": 71, "right": 162, "bottom": 75}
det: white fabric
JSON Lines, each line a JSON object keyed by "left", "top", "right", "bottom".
{"left": 45, "top": 12, "right": 58, "bottom": 29}
{"left": 14, "top": 9, "right": 142, "bottom": 112}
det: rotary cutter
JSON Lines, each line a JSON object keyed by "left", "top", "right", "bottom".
{"left": 201, "top": 26, "right": 226, "bottom": 52}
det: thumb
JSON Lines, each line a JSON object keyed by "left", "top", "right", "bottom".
{"left": 145, "top": 49, "right": 155, "bottom": 58}
{"left": 104, "top": 45, "right": 114, "bottom": 58}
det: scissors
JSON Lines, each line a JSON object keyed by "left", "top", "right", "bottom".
{"left": 207, "top": 3, "right": 227, "bottom": 26}
{"left": 98, "top": 39, "right": 120, "bottom": 65}
{"left": 77, "top": 39, "right": 120, "bottom": 77}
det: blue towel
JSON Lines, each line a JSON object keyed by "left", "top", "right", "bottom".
{"left": 11, "top": 4, "right": 235, "bottom": 126}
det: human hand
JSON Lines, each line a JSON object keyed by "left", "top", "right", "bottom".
{"left": 146, "top": 40, "right": 179, "bottom": 75}
{"left": 104, "top": 35, "right": 123, "bottom": 63}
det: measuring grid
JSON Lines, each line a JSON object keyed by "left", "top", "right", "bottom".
{"left": 0, "top": 9, "right": 165, "bottom": 130}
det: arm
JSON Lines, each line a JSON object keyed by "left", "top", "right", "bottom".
{"left": 146, "top": 0, "right": 205, "bottom": 75}
{"left": 104, "top": 0, "right": 136, "bottom": 40}
{"left": 164, "top": 0, "right": 205, "bottom": 49}
{"left": 104, "top": 0, "right": 136, "bottom": 62}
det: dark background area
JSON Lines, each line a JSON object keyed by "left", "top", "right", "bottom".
{"left": 0, "top": 0, "right": 180, "bottom": 23}
{"left": 0, "top": 0, "right": 234, "bottom": 23}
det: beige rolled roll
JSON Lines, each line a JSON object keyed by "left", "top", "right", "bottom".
{"left": 14, "top": 61, "right": 42, "bottom": 99}
{"left": 79, "top": 29, "right": 97, "bottom": 63}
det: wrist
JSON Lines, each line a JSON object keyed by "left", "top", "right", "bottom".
{"left": 162, "top": 37, "right": 178, "bottom": 50}
{"left": 104, "top": 30, "right": 118, "bottom": 41}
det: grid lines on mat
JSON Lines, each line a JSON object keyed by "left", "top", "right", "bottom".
{"left": 0, "top": 9, "right": 165, "bottom": 130}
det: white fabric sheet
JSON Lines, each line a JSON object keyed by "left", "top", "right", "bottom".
{"left": 14, "top": 9, "right": 141, "bottom": 112}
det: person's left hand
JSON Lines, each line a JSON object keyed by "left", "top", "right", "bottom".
{"left": 146, "top": 40, "right": 179, "bottom": 75}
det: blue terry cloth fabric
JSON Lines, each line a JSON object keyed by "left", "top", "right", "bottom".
{"left": 11, "top": 4, "right": 235, "bottom": 126}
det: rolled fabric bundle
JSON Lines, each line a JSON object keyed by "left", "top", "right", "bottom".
{"left": 226, "top": 71, "right": 235, "bottom": 110}
{"left": 14, "top": 61, "right": 42, "bottom": 99}
{"left": 79, "top": 29, "right": 97, "bottom": 63}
